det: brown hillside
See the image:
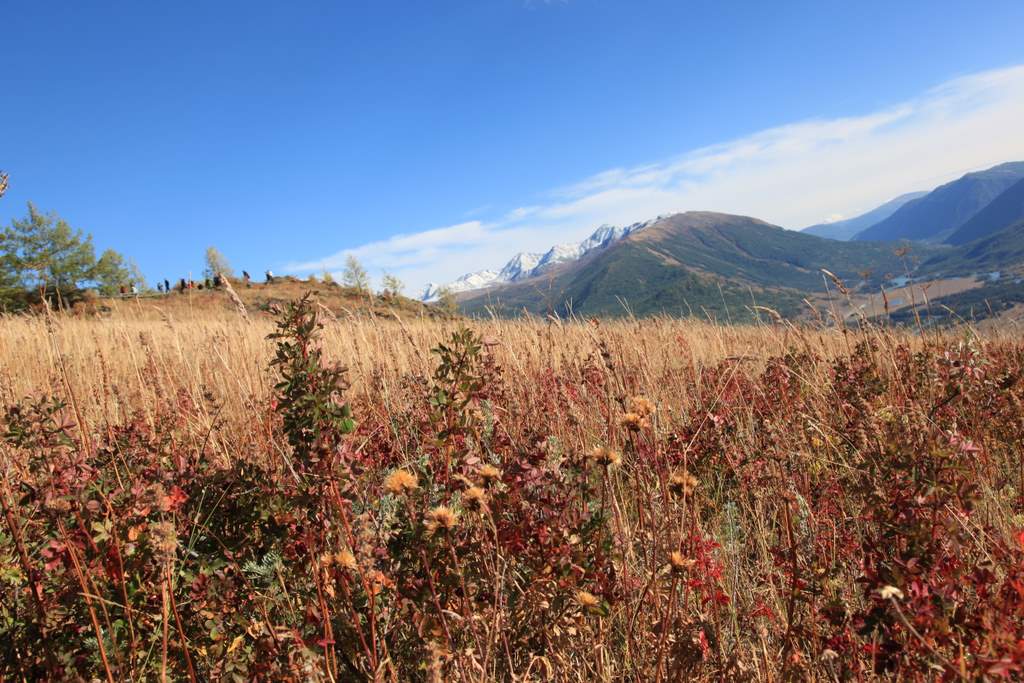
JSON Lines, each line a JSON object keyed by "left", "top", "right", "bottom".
{"left": 75, "top": 276, "right": 454, "bottom": 320}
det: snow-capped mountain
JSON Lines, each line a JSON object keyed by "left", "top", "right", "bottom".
{"left": 419, "top": 270, "right": 499, "bottom": 302}
{"left": 497, "top": 252, "right": 543, "bottom": 282}
{"left": 419, "top": 219, "right": 658, "bottom": 301}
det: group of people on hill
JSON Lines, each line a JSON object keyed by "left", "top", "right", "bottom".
{"left": 147, "top": 269, "right": 277, "bottom": 295}
{"left": 155, "top": 274, "right": 224, "bottom": 294}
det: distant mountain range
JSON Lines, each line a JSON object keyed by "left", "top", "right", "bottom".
{"left": 420, "top": 160, "right": 1024, "bottom": 322}
{"left": 802, "top": 191, "right": 926, "bottom": 241}
{"left": 419, "top": 219, "right": 660, "bottom": 301}
{"left": 457, "top": 212, "right": 931, "bottom": 318}
{"left": 852, "top": 161, "right": 1024, "bottom": 243}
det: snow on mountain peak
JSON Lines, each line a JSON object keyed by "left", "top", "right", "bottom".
{"left": 498, "top": 252, "right": 543, "bottom": 281}
{"left": 419, "top": 217, "right": 659, "bottom": 301}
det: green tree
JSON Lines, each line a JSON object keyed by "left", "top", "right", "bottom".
{"left": 0, "top": 203, "right": 97, "bottom": 301}
{"left": 92, "top": 249, "right": 131, "bottom": 295}
{"left": 0, "top": 203, "right": 136, "bottom": 308}
{"left": 204, "top": 246, "right": 234, "bottom": 278}
{"left": 342, "top": 254, "right": 371, "bottom": 292}
{"left": 381, "top": 272, "right": 404, "bottom": 297}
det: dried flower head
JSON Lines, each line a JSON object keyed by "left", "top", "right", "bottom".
{"left": 152, "top": 521, "right": 178, "bottom": 559}
{"left": 668, "top": 470, "right": 699, "bottom": 497}
{"left": 878, "top": 585, "right": 904, "bottom": 600}
{"left": 334, "top": 549, "right": 358, "bottom": 571}
{"left": 463, "top": 486, "right": 488, "bottom": 512}
{"left": 620, "top": 412, "right": 648, "bottom": 433}
{"left": 590, "top": 446, "right": 621, "bottom": 468}
{"left": 366, "top": 569, "right": 394, "bottom": 596}
{"left": 630, "top": 396, "right": 656, "bottom": 417}
{"left": 424, "top": 506, "right": 460, "bottom": 536}
{"left": 575, "top": 590, "right": 603, "bottom": 615}
{"left": 667, "top": 550, "right": 695, "bottom": 575}
{"left": 477, "top": 463, "right": 502, "bottom": 487}
{"left": 384, "top": 469, "right": 419, "bottom": 496}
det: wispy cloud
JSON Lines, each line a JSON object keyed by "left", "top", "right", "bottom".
{"left": 286, "top": 64, "right": 1024, "bottom": 294}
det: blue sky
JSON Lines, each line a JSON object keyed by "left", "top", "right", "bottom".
{"left": 2, "top": 1, "right": 1024, "bottom": 293}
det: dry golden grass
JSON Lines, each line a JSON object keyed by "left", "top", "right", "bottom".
{"left": 1, "top": 305, "right": 919, "bottom": 442}
{"left": 4, "top": 297, "right": 1023, "bottom": 681}
{"left": 5, "top": 300, "right": 1012, "bottom": 469}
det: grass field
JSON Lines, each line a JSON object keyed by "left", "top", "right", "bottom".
{"left": 2, "top": 297, "right": 1023, "bottom": 680}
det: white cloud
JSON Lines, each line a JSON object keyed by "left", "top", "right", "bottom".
{"left": 287, "top": 64, "right": 1024, "bottom": 293}
{"left": 288, "top": 220, "right": 491, "bottom": 272}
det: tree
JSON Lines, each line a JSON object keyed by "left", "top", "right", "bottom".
{"left": 92, "top": 249, "right": 131, "bottom": 295}
{"left": 381, "top": 272, "right": 404, "bottom": 297}
{"left": 436, "top": 286, "right": 459, "bottom": 315}
{"left": 0, "top": 203, "right": 136, "bottom": 309}
{"left": 204, "top": 246, "right": 234, "bottom": 279}
{"left": 127, "top": 258, "right": 147, "bottom": 291}
{"left": 342, "top": 254, "right": 371, "bottom": 292}
{"left": 0, "top": 202, "right": 97, "bottom": 300}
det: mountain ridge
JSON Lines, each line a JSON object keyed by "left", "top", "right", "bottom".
{"left": 945, "top": 177, "right": 1024, "bottom": 246}
{"left": 419, "top": 217, "right": 661, "bottom": 301}
{"left": 458, "top": 211, "right": 931, "bottom": 319}
{"left": 802, "top": 191, "right": 926, "bottom": 241}
{"left": 853, "top": 161, "right": 1024, "bottom": 242}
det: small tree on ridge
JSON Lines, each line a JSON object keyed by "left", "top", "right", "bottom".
{"left": 342, "top": 254, "right": 371, "bottom": 292}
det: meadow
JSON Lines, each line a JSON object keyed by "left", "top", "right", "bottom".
{"left": 1, "top": 300, "right": 1023, "bottom": 681}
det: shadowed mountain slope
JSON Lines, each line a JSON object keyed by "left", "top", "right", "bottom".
{"left": 945, "top": 177, "right": 1024, "bottom": 246}
{"left": 853, "top": 161, "right": 1024, "bottom": 243}
{"left": 803, "top": 191, "right": 925, "bottom": 241}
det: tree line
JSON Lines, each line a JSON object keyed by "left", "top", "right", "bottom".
{"left": 1, "top": 199, "right": 139, "bottom": 311}
{"left": 0, "top": 171, "right": 456, "bottom": 312}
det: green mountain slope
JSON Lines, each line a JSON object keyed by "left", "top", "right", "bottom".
{"left": 853, "top": 161, "right": 1024, "bottom": 243}
{"left": 460, "top": 212, "right": 935, "bottom": 319}
{"left": 945, "top": 177, "right": 1024, "bottom": 246}
{"left": 922, "top": 219, "right": 1024, "bottom": 276}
